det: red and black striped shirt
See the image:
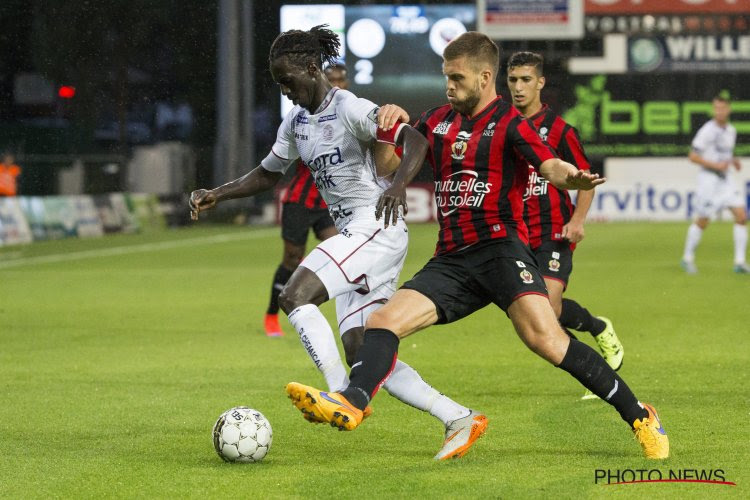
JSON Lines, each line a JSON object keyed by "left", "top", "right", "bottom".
{"left": 281, "top": 162, "right": 327, "bottom": 209}
{"left": 524, "top": 104, "right": 591, "bottom": 250}
{"left": 414, "top": 97, "right": 557, "bottom": 255}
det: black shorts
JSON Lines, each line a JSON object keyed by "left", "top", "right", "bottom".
{"left": 401, "top": 239, "right": 548, "bottom": 323}
{"left": 531, "top": 240, "right": 573, "bottom": 288}
{"left": 281, "top": 203, "right": 335, "bottom": 246}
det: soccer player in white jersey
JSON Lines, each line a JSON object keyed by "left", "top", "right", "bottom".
{"left": 189, "top": 25, "right": 484, "bottom": 460}
{"left": 682, "top": 94, "right": 748, "bottom": 274}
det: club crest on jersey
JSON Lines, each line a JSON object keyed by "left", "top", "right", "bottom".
{"left": 548, "top": 259, "right": 560, "bottom": 272}
{"left": 538, "top": 126, "right": 548, "bottom": 141}
{"left": 322, "top": 124, "right": 334, "bottom": 142}
{"left": 432, "top": 121, "right": 451, "bottom": 135}
{"left": 451, "top": 131, "right": 471, "bottom": 160}
{"left": 520, "top": 270, "right": 534, "bottom": 284}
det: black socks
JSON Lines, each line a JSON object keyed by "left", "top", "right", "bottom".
{"left": 559, "top": 298, "right": 606, "bottom": 337}
{"left": 558, "top": 338, "right": 648, "bottom": 426}
{"left": 341, "top": 328, "right": 400, "bottom": 410}
{"left": 266, "top": 264, "right": 294, "bottom": 315}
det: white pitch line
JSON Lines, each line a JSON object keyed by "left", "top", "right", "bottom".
{"left": 0, "top": 229, "right": 277, "bottom": 270}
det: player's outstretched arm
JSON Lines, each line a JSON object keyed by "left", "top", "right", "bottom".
{"left": 376, "top": 126, "right": 428, "bottom": 227}
{"left": 539, "top": 158, "right": 605, "bottom": 191}
{"left": 189, "top": 166, "right": 282, "bottom": 220}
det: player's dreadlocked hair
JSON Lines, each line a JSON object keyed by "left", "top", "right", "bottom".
{"left": 269, "top": 24, "right": 341, "bottom": 69}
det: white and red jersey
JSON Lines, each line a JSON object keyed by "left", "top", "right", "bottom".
{"left": 261, "top": 87, "right": 404, "bottom": 229}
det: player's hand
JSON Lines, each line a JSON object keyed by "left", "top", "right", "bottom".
{"left": 566, "top": 170, "right": 605, "bottom": 191}
{"left": 562, "top": 220, "right": 585, "bottom": 243}
{"left": 377, "top": 104, "right": 410, "bottom": 131}
{"left": 733, "top": 158, "right": 742, "bottom": 171}
{"left": 715, "top": 160, "right": 730, "bottom": 172}
{"left": 375, "top": 184, "right": 407, "bottom": 228}
{"left": 189, "top": 189, "right": 218, "bottom": 220}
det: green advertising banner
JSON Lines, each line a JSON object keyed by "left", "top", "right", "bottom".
{"left": 562, "top": 75, "right": 750, "bottom": 157}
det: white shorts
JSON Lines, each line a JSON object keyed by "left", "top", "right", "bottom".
{"left": 300, "top": 212, "right": 408, "bottom": 334}
{"left": 694, "top": 169, "right": 744, "bottom": 218}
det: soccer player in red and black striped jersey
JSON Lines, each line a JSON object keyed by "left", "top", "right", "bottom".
{"left": 263, "top": 65, "right": 348, "bottom": 337}
{"left": 286, "top": 32, "right": 669, "bottom": 460}
{"left": 507, "top": 51, "right": 624, "bottom": 398}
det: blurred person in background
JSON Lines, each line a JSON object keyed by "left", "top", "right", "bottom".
{"left": 0, "top": 152, "right": 21, "bottom": 196}
{"left": 681, "top": 94, "right": 748, "bottom": 274}
{"left": 507, "top": 51, "right": 623, "bottom": 400}
{"left": 263, "top": 63, "right": 348, "bottom": 337}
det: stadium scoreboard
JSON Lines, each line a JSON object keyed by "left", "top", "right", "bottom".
{"left": 280, "top": 4, "right": 476, "bottom": 118}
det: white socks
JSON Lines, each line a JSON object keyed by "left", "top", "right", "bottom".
{"left": 384, "top": 360, "right": 470, "bottom": 425}
{"left": 287, "top": 304, "right": 349, "bottom": 392}
{"left": 734, "top": 224, "right": 748, "bottom": 265}
{"left": 683, "top": 223, "right": 703, "bottom": 262}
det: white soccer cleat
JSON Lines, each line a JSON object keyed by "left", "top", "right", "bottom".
{"left": 681, "top": 259, "right": 698, "bottom": 274}
{"left": 434, "top": 410, "right": 489, "bottom": 460}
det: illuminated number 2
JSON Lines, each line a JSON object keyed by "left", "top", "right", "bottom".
{"left": 355, "top": 59, "right": 374, "bottom": 85}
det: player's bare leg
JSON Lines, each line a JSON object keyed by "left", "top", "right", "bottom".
{"left": 682, "top": 216, "right": 710, "bottom": 274}
{"left": 508, "top": 294, "right": 569, "bottom": 364}
{"left": 508, "top": 294, "right": 668, "bottom": 458}
{"left": 278, "top": 268, "right": 351, "bottom": 392}
{"left": 545, "top": 278, "right": 564, "bottom": 319}
{"left": 729, "top": 206, "right": 749, "bottom": 273}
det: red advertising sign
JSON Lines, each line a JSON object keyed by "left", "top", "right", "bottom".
{"left": 586, "top": 0, "right": 750, "bottom": 14}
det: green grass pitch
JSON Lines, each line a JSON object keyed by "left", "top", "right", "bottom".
{"left": 1, "top": 222, "right": 748, "bottom": 498}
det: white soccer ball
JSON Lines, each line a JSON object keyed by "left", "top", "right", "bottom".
{"left": 212, "top": 407, "right": 273, "bottom": 463}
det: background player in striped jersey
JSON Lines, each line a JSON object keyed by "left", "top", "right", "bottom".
{"left": 681, "top": 94, "right": 748, "bottom": 274}
{"left": 506, "top": 51, "right": 624, "bottom": 399}
{"left": 191, "top": 25, "right": 483, "bottom": 460}
{"left": 264, "top": 64, "right": 350, "bottom": 337}
{"left": 287, "top": 32, "right": 669, "bottom": 460}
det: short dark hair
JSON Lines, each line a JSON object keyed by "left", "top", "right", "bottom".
{"left": 507, "top": 51, "right": 544, "bottom": 75}
{"left": 443, "top": 31, "right": 499, "bottom": 77}
{"left": 269, "top": 24, "right": 341, "bottom": 69}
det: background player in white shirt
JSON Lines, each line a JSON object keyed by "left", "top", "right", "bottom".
{"left": 682, "top": 94, "right": 748, "bottom": 274}
{"left": 189, "top": 25, "right": 482, "bottom": 459}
